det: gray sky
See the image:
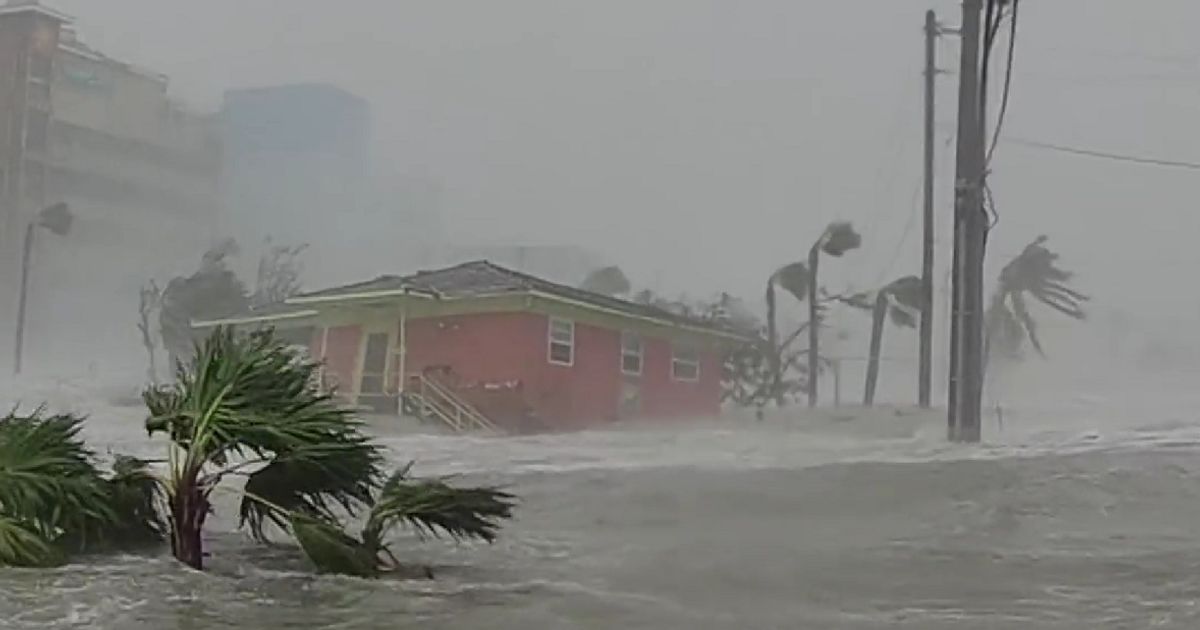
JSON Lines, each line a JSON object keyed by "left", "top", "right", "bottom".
{"left": 53, "top": 0, "right": 1200, "bottom": 329}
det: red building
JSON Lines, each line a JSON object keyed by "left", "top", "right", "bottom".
{"left": 199, "top": 261, "right": 745, "bottom": 433}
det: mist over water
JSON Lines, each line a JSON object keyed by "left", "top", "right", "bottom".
{"left": 5, "top": 361, "right": 1200, "bottom": 628}
{"left": 1, "top": 0, "right": 1199, "bottom": 627}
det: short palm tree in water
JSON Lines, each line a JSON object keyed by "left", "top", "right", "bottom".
{"left": 0, "top": 328, "right": 515, "bottom": 577}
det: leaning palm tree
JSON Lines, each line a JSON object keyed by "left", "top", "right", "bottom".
{"left": 985, "top": 235, "right": 1088, "bottom": 365}
{"left": 0, "top": 411, "right": 162, "bottom": 567}
{"left": 765, "top": 261, "right": 811, "bottom": 406}
{"left": 842, "top": 276, "right": 922, "bottom": 406}
{"left": 145, "top": 327, "right": 514, "bottom": 574}
{"left": 805, "top": 221, "right": 861, "bottom": 406}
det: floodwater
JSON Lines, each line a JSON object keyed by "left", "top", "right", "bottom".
{"left": 5, "top": 371, "right": 1200, "bottom": 629}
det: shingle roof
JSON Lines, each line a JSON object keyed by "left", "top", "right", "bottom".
{"left": 293, "top": 260, "right": 743, "bottom": 339}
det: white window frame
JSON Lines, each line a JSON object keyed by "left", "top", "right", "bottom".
{"left": 620, "top": 332, "right": 643, "bottom": 376}
{"left": 548, "top": 317, "right": 575, "bottom": 366}
{"left": 671, "top": 345, "right": 701, "bottom": 382}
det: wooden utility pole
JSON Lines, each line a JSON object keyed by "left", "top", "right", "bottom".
{"left": 919, "top": 9, "right": 938, "bottom": 409}
{"left": 948, "top": 0, "right": 987, "bottom": 442}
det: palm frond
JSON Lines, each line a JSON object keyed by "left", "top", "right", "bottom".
{"left": 986, "top": 236, "right": 1088, "bottom": 362}
{"left": 100, "top": 455, "right": 166, "bottom": 548}
{"left": 0, "top": 516, "right": 59, "bottom": 568}
{"left": 819, "top": 222, "right": 862, "bottom": 257}
{"left": 239, "top": 444, "right": 380, "bottom": 543}
{"left": 290, "top": 514, "right": 378, "bottom": 578}
{"left": 0, "top": 411, "right": 114, "bottom": 551}
{"left": 148, "top": 327, "right": 383, "bottom": 475}
{"left": 364, "top": 467, "right": 515, "bottom": 546}
{"left": 771, "top": 262, "right": 810, "bottom": 303}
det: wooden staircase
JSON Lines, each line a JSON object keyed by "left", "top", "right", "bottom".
{"left": 403, "top": 373, "right": 499, "bottom": 433}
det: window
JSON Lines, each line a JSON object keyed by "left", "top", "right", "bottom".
{"left": 359, "top": 333, "right": 390, "bottom": 394}
{"left": 548, "top": 318, "right": 574, "bottom": 365}
{"left": 29, "top": 51, "right": 52, "bottom": 83}
{"left": 621, "top": 333, "right": 642, "bottom": 375}
{"left": 24, "top": 108, "right": 49, "bottom": 152}
{"left": 671, "top": 345, "right": 701, "bottom": 382}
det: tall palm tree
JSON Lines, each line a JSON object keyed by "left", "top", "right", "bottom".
{"left": 847, "top": 276, "right": 922, "bottom": 406}
{"left": 145, "top": 327, "right": 515, "bottom": 574}
{"left": 985, "top": 235, "right": 1088, "bottom": 364}
{"left": 765, "top": 261, "right": 811, "bottom": 405}
{"left": 806, "top": 221, "right": 862, "bottom": 407}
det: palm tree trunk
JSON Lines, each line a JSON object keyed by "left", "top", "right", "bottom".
{"left": 765, "top": 282, "right": 782, "bottom": 406}
{"left": 863, "top": 292, "right": 889, "bottom": 406}
{"left": 807, "top": 245, "right": 821, "bottom": 407}
{"left": 170, "top": 483, "right": 209, "bottom": 570}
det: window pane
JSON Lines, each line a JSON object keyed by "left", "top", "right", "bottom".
{"left": 550, "top": 341, "right": 573, "bottom": 365}
{"left": 29, "top": 52, "right": 52, "bottom": 82}
{"left": 622, "top": 354, "right": 642, "bottom": 375}
{"left": 672, "top": 360, "right": 699, "bottom": 381}
{"left": 550, "top": 319, "right": 573, "bottom": 343}
{"left": 621, "top": 334, "right": 641, "bottom": 353}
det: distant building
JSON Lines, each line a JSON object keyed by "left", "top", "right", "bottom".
{"left": 196, "top": 261, "right": 744, "bottom": 432}
{"left": 219, "top": 84, "right": 443, "bottom": 287}
{"left": 0, "top": 0, "right": 221, "bottom": 376}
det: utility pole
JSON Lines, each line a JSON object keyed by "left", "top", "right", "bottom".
{"left": 948, "top": 0, "right": 987, "bottom": 442}
{"left": 919, "top": 9, "right": 938, "bottom": 409}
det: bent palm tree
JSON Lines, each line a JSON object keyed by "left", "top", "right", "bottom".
{"left": 985, "top": 235, "right": 1088, "bottom": 364}
{"left": 806, "top": 222, "right": 862, "bottom": 406}
{"left": 146, "top": 327, "right": 514, "bottom": 575}
{"left": 842, "top": 276, "right": 922, "bottom": 406}
{"left": 765, "top": 261, "right": 811, "bottom": 405}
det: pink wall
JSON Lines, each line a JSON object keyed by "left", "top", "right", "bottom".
{"left": 521, "top": 319, "right": 623, "bottom": 430}
{"left": 640, "top": 337, "right": 722, "bottom": 418}
{"left": 318, "top": 310, "right": 723, "bottom": 430}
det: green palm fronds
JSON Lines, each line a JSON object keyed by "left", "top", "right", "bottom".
{"left": 364, "top": 467, "right": 516, "bottom": 546}
{"left": 0, "top": 516, "right": 59, "bottom": 568}
{"left": 290, "top": 514, "right": 378, "bottom": 578}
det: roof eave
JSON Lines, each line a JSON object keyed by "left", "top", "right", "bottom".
{"left": 285, "top": 286, "right": 437, "bottom": 305}
{"left": 524, "top": 290, "right": 750, "bottom": 343}
{"left": 191, "top": 308, "right": 319, "bottom": 329}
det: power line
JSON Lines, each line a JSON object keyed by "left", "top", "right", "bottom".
{"left": 1005, "top": 137, "right": 1200, "bottom": 171}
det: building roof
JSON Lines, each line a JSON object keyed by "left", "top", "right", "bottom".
{"left": 0, "top": 0, "right": 71, "bottom": 21}
{"left": 291, "top": 260, "right": 746, "bottom": 340}
{"left": 191, "top": 301, "right": 317, "bottom": 329}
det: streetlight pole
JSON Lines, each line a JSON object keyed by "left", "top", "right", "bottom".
{"left": 13, "top": 202, "right": 72, "bottom": 375}
{"left": 919, "top": 9, "right": 939, "bottom": 409}
{"left": 13, "top": 222, "right": 36, "bottom": 375}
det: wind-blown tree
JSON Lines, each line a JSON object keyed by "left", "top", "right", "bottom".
{"left": 145, "top": 327, "right": 515, "bottom": 574}
{"left": 805, "top": 221, "right": 862, "bottom": 406}
{"left": 985, "top": 235, "right": 1088, "bottom": 364}
{"left": 252, "top": 239, "right": 308, "bottom": 307}
{"left": 0, "top": 412, "right": 162, "bottom": 567}
{"left": 765, "top": 262, "right": 812, "bottom": 406}
{"left": 580, "top": 266, "right": 632, "bottom": 297}
{"left": 159, "top": 239, "right": 250, "bottom": 368}
{"left": 841, "top": 276, "right": 922, "bottom": 406}
{"left": 138, "top": 280, "right": 162, "bottom": 384}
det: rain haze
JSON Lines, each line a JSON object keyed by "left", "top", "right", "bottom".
{"left": 1, "top": 0, "right": 1200, "bottom": 627}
